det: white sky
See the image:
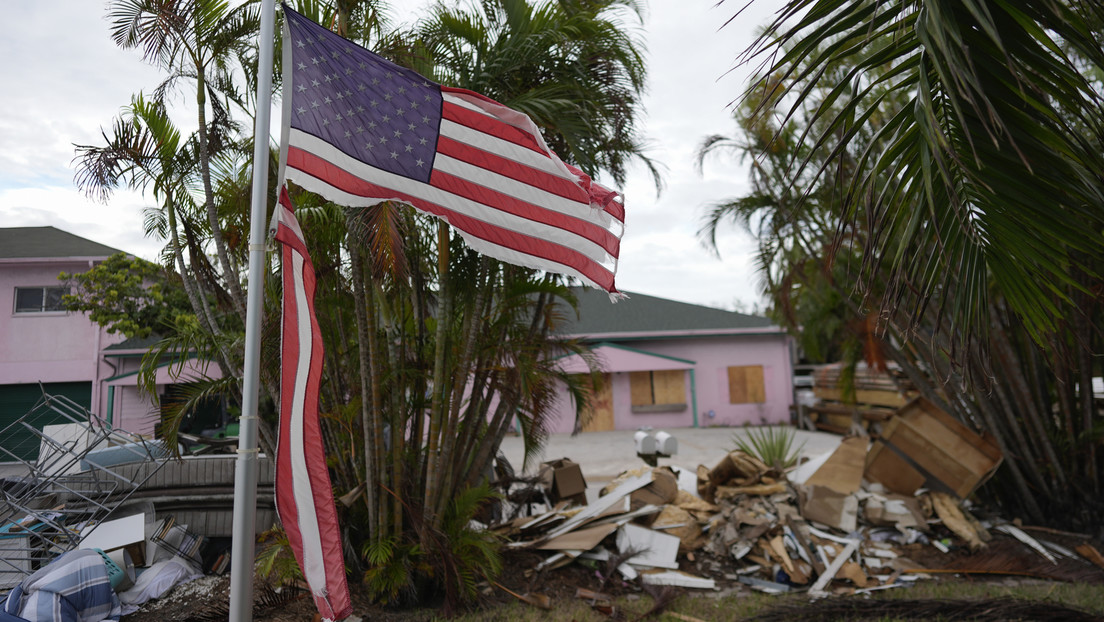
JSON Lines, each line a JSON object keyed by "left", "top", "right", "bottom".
{"left": 0, "top": 1, "right": 776, "bottom": 311}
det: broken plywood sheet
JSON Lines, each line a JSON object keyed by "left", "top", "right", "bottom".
{"left": 798, "top": 484, "right": 858, "bottom": 532}
{"left": 630, "top": 468, "right": 679, "bottom": 515}
{"left": 536, "top": 474, "right": 652, "bottom": 543}
{"left": 804, "top": 436, "right": 868, "bottom": 495}
{"left": 640, "top": 569, "right": 716, "bottom": 589}
{"left": 537, "top": 522, "right": 618, "bottom": 551}
{"left": 868, "top": 499, "right": 925, "bottom": 531}
{"left": 617, "top": 523, "right": 680, "bottom": 569}
{"left": 651, "top": 505, "right": 704, "bottom": 552}
{"left": 930, "top": 492, "right": 986, "bottom": 551}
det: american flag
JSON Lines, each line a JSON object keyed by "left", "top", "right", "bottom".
{"left": 272, "top": 186, "right": 352, "bottom": 622}
{"left": 280, "top": 6, "right": 625, "bottom": 293}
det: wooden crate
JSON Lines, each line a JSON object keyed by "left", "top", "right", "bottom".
{"left": 864, "top": 397, "right": 1002, "bottom": 498}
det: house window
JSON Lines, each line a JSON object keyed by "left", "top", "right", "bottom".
{"left": 728, "top": 365, "right": 766, "bottom": 404}
{"left": 629, "top": 370, "right": 686, "bottom": 413}
{"left": 14, "top": 286, "right": 69, "bottom": 314}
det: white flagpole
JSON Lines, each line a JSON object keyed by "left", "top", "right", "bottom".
{"left": 229, "top": 0, "right": 276, "bottom": 620}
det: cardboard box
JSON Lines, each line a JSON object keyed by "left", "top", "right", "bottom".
{"left": 630, "top": 468, "right": 679, "bottom": 517}
{"left": 864, "top": 397, "right": 1002, "bottom": 498}
{"left": 539, "top": 458, "right": 588, "bottom": 505}
{"left": 798, "top": 484, "right": 858, "bottom": 532}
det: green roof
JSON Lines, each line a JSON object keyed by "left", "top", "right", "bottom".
{"left": 0, "top": 226, "right": 123, "bottom": 260}
{"left": 557, "top": 287, "right": 777, "bottom": 337}
{"left": 103, "top": 335, "right": 163, "bottom": 353}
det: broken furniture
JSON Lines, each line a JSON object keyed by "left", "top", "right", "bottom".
{"left": 864, "top": 397, "right": 1003, "bottom": 498}
{"left": 0, "top": 391, "right": 173, "bottom": 591}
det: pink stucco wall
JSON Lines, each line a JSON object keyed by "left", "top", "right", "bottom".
{"left": 544, "top": 333, "right": 794, "bottom": 434}
{"left": 0, "top": 258, "right": 125, "bottom": 418}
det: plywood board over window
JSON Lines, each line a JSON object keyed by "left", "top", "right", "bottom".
{"left": 629, "top": 370, "right": 686, "bottom": 413}
{"left": 728, "top": 365, "right": 766, "bottom": 404}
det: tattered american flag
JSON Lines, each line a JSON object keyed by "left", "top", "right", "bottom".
{"left": 272, "top": 186, "right": 352, "bottom": 622}
{"left": 280, "top": 5, "right": 625, "bottom": 293}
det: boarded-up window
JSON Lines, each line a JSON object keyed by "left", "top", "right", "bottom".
{"left": 728, "top": 365, "right": 766, "bottom": 404}
{"left": 629, "top": 370, "right": 686, "bottom": 412}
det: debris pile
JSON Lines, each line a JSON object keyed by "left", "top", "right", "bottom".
{"left": 0, "top": 393, "right": 272, "bottom": 618}
{"left": 490, "top": 416, "right": 1104, "bottom": 608}
{"left": 804, "top": 362, "right": 916, "bottom": 434}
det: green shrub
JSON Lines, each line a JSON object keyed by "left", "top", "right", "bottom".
{"left": 732, "top": 425, "right": 805, "bottom": 470}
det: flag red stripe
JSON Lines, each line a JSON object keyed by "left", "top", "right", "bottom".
{"left": 436, "top": 134, "right": 609, "bottom": 217}
{"left": 435, "top": 138, "right": 620, "bottom": 253}
{"left": 439, "top": 93, "right": 625, "bottom": 222}
{"left": 287, "top": 146, "right": 616, "bottom": 291}
{"left": 440, "top": 90, "right": 548, "bottom": 155}
{"left": 439, "top": 101, "right": 626, "bottom": 224}
{"left": 274, "top": 189, "right": 353, "bottom": 621}
{"left": 428, "top": 165, "right": 621, "bottom": 256}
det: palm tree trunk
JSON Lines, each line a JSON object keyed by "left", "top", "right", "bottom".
{"left": 349, "top": 242, "right": 380, "bottom": 540}
{"left": 194, "top": 63, "right": 246, "bottom": 319}
{"left": 423, "top": 223, "right": 452, "bottom": 524}
{"left": 435, "top": 260, "right": 492, "bottom": 515}
{"left": 989, "top": 312, "right": 1066, "bottom": 492}
{"left": 364, "top": 275, "right": 391, "bottom": 539}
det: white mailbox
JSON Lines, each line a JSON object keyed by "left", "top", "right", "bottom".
{"left": 634, "top": 430, "right": 657, "bottom": 456}
{"left": 654, "top": 431, "right": 678, "bottom": 457}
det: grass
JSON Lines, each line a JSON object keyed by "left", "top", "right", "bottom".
{"left": 444, "top": 579, "right": 1104, "bottom": 621}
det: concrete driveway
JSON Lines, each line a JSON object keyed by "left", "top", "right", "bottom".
{"left": 499, "top": 425, "right": 842, "bottom": 485}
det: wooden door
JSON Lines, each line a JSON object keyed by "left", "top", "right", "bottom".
{"left": 581, "top": 373, "right": 614, "bottom": 432}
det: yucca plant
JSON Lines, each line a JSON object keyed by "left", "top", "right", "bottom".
{"left": 732, "top": 426, "right": 805, "bottom": 471}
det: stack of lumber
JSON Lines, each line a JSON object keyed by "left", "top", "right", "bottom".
{"left": 808, "top": 363, "right": 916, "bottom": 434}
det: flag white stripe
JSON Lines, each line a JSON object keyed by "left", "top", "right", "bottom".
{"left": 288, "top": 129, "right": 619, "bottom": 264}
{"left": 289, "top": 250, "right": 327, "bottom": 592}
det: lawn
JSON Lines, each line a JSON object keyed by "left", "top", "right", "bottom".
{"left": 448, "top": 578, "right": 1104, "bottom": 621}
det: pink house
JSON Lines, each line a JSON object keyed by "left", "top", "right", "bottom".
{"left": 545, "top": 288, "right": 795, "bottom": 434}
{"left": 0, "top": 227, "right": 220, "bottom": 457}
{"left": 0, "top": 227, "right": 126, "bottom": 446}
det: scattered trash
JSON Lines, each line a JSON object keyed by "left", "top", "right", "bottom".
{"left": 493, "top": 581, "right": 551, "bottom": 610}
{"left": 489, "top": 428, "right": 1102, "bottom": 605}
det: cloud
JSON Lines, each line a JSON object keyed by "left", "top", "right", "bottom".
{"left": 4, "top": 0, "right": 776, "bottom": 311}
{"left": 0, "top": 186, "right": 163, "bottom": 261}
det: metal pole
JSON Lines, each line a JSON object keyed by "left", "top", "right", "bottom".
{"left": 229, "top": 1, "right": 276, "bottom": 620}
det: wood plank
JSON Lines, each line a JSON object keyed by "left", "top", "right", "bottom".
{"left": 899, "top": 399, "right": 1003, "bottom": 462}
{"left": 629, "top": 371, "right": 653, "bottom": 406}
{"left": 814, "top": 387, "right": 911, "bottom": 408}
{"left": 653, "top": 370, "right": 685, "bottom": 405}
{"left": 728, "top": 366, "right": 748, "bottom": 404}
{"left": 581, "top": 373, "right": 615, "bottom": 432}
{"left": 746, "top": 366, "right": 765, "bottom": 403}
{"left": 898, "top": 415, "right": 998, "bottom": 477}
{"left": 728, "top": 365, "right": 765, "bottom": 404}
{"left": 884, "top": 423, "right": 978, "bottom": 497}
{"left": 863, "top": 441, "right": 926, "bottom": 495}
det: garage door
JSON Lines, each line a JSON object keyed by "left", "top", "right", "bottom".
{"left": 0, "top": 382, "right": 92, "bottom": 462}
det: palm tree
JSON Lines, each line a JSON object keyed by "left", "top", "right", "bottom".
{"left": 276, "top": 0, "right": 657, "bottom": 606}
{"left": 737, "top": 0, "right": 1104, "bottom": 349}
{"left": 415, "top": 0, "right": 660, "bottom": 188}
{"left": 107, "top": 0, "right": 262, "bottom": 319}
{"left": 701, "top": 1, "right": 1104, "bottom": 524}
